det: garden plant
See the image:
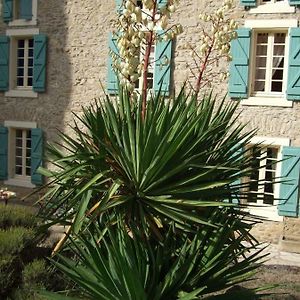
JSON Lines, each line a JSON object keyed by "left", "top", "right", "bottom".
{"left": 37, "top": 0, "right": 274, "bottom": 299}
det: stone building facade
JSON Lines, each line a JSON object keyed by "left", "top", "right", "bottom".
{"left": 0, "top": 0, "right": 300, "bottom": 252}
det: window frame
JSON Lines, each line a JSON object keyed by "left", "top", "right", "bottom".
{"left": 249, "top": 0, "right": 295, "bottom": 13}
{"left": 8, "top": 0, "right": 38, "bottom": 27}
{"left": 243, "top": 136, "right": 290, "bottom": 221}
{"left": 4, "top": 120, "right": 37, "bottom": 188}
{"left": 5, "top": 28, "right": 39, "bottom": 98}
{"left": 241, "top": 19, "right": 297, "bottom": 107}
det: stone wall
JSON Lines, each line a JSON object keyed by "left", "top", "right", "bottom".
{"left": 0, "top": 0, "right": 300, "bottom": 251}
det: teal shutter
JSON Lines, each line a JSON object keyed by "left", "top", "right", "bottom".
{"left": 287, "top": 28, "right": 300, "bottom": 101}
{"left": 0, "top": 126, "right": 8, "bottom": 180}
{"left": 154, "top": 33, "right": 172, "bottom": 95}
{"left": 20, "top": 0, "right": 32, "bottom": 20}
{"left": 289, "top": 0, "right": 300, "bottom": 5}
{"left": 278, "top": 146, "right": 300, "bottom": 217}
{"left": 0, "top": 36, "right": 9, "bottom": 91}
{"left": 240, "top": 0, "right": 257, "bottom": 6}
{"left": 31, "top": 128, "right": 43, "bottom": 185}
{"left": 107, "top": 33, "right": 119, "bottom": 94}
{"left": 33, "top": 34, "right": 47, "bottom": 92}
{"left": 115, "top": 0, "right": 123, "bottom": 13}
{"left": 2, "top": 0, "right": 13, "bottom": 22}
{"left": 229, "top": 28, "right": 251, "bottom": 99}
{"left": 157, "top": 0, "right": 168, "bottom": 9}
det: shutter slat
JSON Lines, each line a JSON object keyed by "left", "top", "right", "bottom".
{"left": 0, "top": 36, "right": 10, "bottom": 92}
{"left": 0, "top": 126, "right": 8, "bottom": 180}
{"left": 278, "top": 146, "right": 300, "bottom": 217}
{"left": 20, "top": 0, "right": 33, "bottom": 20}
{"left": 107, "top": 33, "right": 119, "bottom": 94}
{"left": 2, "top": 0, "right": 13, "bottom": 23}
{"left": 240, "top": 0, "right": 257, "bottom": 6}
{"left": 31, "top": 128, "right": 43, "bottom": 185}
{"left": 154, "top": 32, "right": 172, "bottom": 95}
{"left": 228, "top": 28, "right": 251, "bottom": 99}
{"left": 287, "top": 28, "right": 300, "bottom": 101}
{"left": 33, "top": 34, "right": 47, "bottom": 92}
{"left": 289, "top": 0, "right": 300, "bottom": 6}
{"left": 157, "top": 0, "right": 168, "bottom": 9}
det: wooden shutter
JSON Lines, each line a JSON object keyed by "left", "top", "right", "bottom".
{"left": 228, "top": 28, "right": 251, "bottom": 99}
{"left": 31, "top": 128, "right": 43, "bottom": 185}
{"left": 2, "top": 0, "right": 13, "bottom": 23}
{"left": 0, "top": 36, "right": 9, "bottom": 92}
{"left": 115, "top": 0, "right": 123, "bottom": 13}
{"left": 107, "top": 33, "right": 119, "bottom": 94}
{"left": 154, "top": 32, "right": 172, "bottom": 95}
{"left": 0, "top": 126, "right": 8, "bottom": 180}
{"left": 240, "top": 0, "right": 257, "bottom": 6}
{"left": 20, "top": 0, "right": 32, "bottom": 20}
{"left": 157, "top": 0, "right": 168, "bottom": 9}
{"left": 278, "top": 146, "right": 300, "bottom": 217}
{"left": 33, "top": 34, "right": 47, "bottom": 92}
{"left": 289, "top": 0, "right": 300, "bottom": 5}
{"left": 287, "top": 28, "right": 300, "bottom": 101}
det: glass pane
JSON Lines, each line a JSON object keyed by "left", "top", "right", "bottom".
{"left": 255, "top": 69, "right": 266, "bottom": 80}
{"left": 27, "top": 77, "right": 33, "bottom": 87}
{"left": 16, "top": 148, "right": 22, "bottom": 156}
{"left": 272, "top": 69, "right": 283, "bottom": 80}
{"left": 26, "top": 139, "right": 31, "bottom": 148}
{"left": 15, "top": 157, "right": 22, "bottom": 166}
{"left": 256, "top": 45, "right": 267, "bottom": 56}
{"left": 28, "top": 58, "right": 33, "bottom": 67}
{"left": 26, "top": 149, "right": 31, "bottom": 157}
{"left": 26, "top": 158, "right": 31, "bottom": 167}
{"left": 257, "top": 33, "right": 268, "bottom": 43}
{"left": 17, "top": 68, "right": 24, "bottom": 76}
{"left": 28, "top": 49, "right": 34, "bottom": 57}
{"left": 16, "top": 138, "right": 22, "bottom": 147}
{"left": 271, "top": 81, "right": 283, "bottom": 92}
{"left": 18, "top": 40, "right": 25, "bottom": 48}
{"left": 256, "top": 57, "right": 266, "bottom": 67}
{"left": 16, "top": 130, "right": 22, "bottom": 138}
{"left": 26, "top": 130, "right": 31, "bottom": 139}
{"left": 263, "top": 194, "right": 274, "bottom": 205}
{"left": 18, "top": 49, "right": 24, "bottom": 57}
{"left": 273, "top": 45, "right": 285, "bottom": 56}
{"left": 26, "top": 168, "right": 31, "bottom": 176}
{"left": 274, "top": 33, "right": 285, "bottom": 44}
{"left": 15, "top": 166, "right": 22, "bottom": 175}
{"left": 28, "top": 68, "right": 33, "bottom": 77}
{"left": 17, "top": 77, "right": 24, "bottom": 86}
{"left": 248, "top": 193, "right": 257, "bottom": 203}
{"left": 272, "top": 57, "right": 284, "bottom": 68}
{"left": 28, "top": 39, "right": 34, "bottom": 48}
{"left": 254, "top": 81, "right": 265, "bottom": 92}
{"left": 17, "top": 59, "right": 24, "bottom": 67}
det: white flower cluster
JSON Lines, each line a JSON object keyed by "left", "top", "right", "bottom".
{"left": 111, "top": 0, "right": 182, "bottom": 92}
{"left": 198, "top": 0, "right": 238, "bottom": 63}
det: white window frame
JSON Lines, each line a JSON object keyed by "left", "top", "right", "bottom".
{"left": 241, "top": 19, "right": 298, "bottom": 108}
{"left": 244, "top": 136, "right": 290, "bottom": 221}
{"left": 4, "top": 120, "right": 37, "bottom": 188}
{"left": 8, "top": 0, "right": 38, "bottom": 27}
{"left": 5, "top": 28, "right": 39, "bottom": 98}
{"left": 249, "top": 0, "right": 295, "bottom": 14}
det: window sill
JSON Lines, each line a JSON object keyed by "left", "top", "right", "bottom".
{"left": 8, "top": 19, "right": 37, "bottom": 27}
{"left": 5, "top": 90, "right": 38, "bottom": 98}
{"left": 244, "top": 206, "right": 283, "bottom": 222}
{"left": 249, "top": 3, "right": 295, "bottom": 14}
{"left": 241, "top": 97, "right": 293, "bottom": 107}
{"left": 4, "top": 178, "right": 35, "bottom": 188}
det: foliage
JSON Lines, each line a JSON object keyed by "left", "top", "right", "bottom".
{"left": 39, "top": 89, "right": 257, "bottom": 240}
{"left": 0, "top": 203, "right": 37, "bottom": 229}
{"left": 39, "top": 209, "right": 269, "bottom": 300}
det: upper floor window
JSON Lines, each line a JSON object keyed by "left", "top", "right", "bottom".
{"left": 2, "top": 0, "right": 37, "bottom": 26}
{"left": 240, "top": 0, "right": 297, "bottom": 13}
{"left": 228, "top": 19, "right": 300, "bottom": 107}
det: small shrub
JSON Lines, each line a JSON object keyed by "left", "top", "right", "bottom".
{"left": 0, "top": 204, "right": 36, "bottom": 229}
{"left": 0, "top": 254, "right": 15, "bottom": 296}
{"left": 22, "top": 259, "right": 48, "bottom": 289}
{"left": 0, "top": 227, "right": 35, "bottom": 256}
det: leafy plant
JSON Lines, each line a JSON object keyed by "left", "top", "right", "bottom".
{"left": 39, "top": 209, "right": 270, "bottom": 300}
{"left": 39, "top": 89, "right": 257, "bottom": 239}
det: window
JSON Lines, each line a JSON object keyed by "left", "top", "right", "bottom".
{"left": 0, "top": 121, "right": 43, "bottom": 188}
{"left": 0, "top": 28, "right": 47, "bottom": 97}
{"left": 135, "top": 44, "right": 156, "bottom": 91}
{"left": 16, "top": 38, "right": 34, "bottom": 88}
{"left": 242, "top": 136, "right": 290, "bottom": 221}
{"left": 228, "top": 19, "right": 300, "bottom": 106}
{"left": 251, "top": 31, "right": 287, "bottom": 96}
{"left": 3, "top": 0, "right": 38, "bottom": 26}
{"left": 260, "top": 0, "right": 284, "bottom": 3}
{"left": 248, "top": 0, "right": 295, "bottom": 13}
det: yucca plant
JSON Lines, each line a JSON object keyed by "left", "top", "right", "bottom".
{"left": 38, "top": 209, "right": 271, "bottom": 300}
{"left": 38, "top": 88, "right": 258, "bottom": 239}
